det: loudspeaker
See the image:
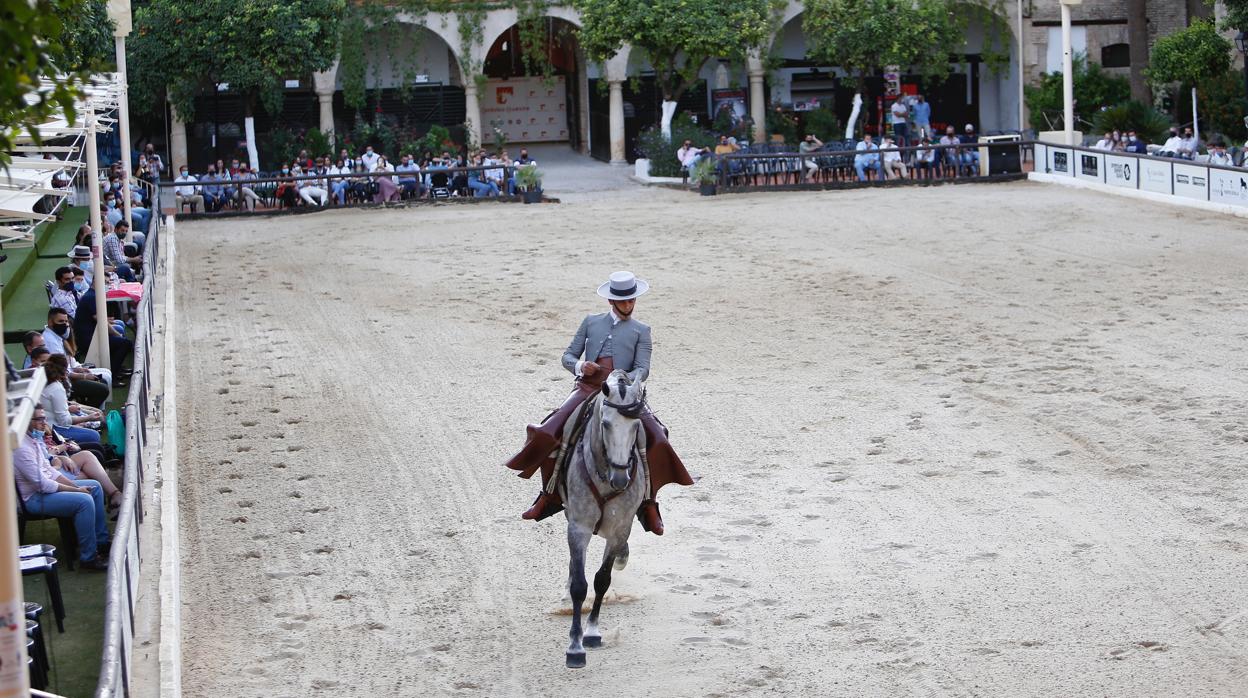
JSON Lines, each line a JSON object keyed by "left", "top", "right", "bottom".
{"left": 987, "top": 144, "right": 1022, "bottom": 175}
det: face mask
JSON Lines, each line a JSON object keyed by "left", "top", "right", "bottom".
{"left": 107, "top": 200, "right": 116, "bottom": 208}
{"left": 61, "top": 281, "right": 75, "bottom": 291}
{"left": 282, "top": 168, "right": 289, "bottom": 174}
{"left": 30, "top": 428, "right": 42, "bottom": 438}
{"left": 52, "top": 324, "right": 70, "bottom": 337}
{"left": 74, "top": 280, "right": 88, "bottom": 293}
{"left": 180, "top": 171, "right": 188, "bottom": 177}
{"left": 1129, "top": 136, "right": 1137, "bottom": 142}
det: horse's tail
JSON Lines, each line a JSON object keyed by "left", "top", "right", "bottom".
{"left": 613, "top": 542, "right": 629, "bottom": 570}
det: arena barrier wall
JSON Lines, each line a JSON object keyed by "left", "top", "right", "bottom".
{"left": 94, "top": 198, "right": 162, "bottom": 698}
{"left": 1034, "top": 141, "right": 1248, "bottom": 210}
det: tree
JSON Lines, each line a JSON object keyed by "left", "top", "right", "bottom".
{"left": 1220, "top": 0, "right": 1248, "bottom": 34}
{"left": 573, "top": 0, "right": 777, "bottom": 139}
{"left": 1126, "top": 0, "right": 1150, "bottom": 104}
{"left": 1024, "top": 55, "right": 1130, "bottom": 131}
{"left": 128, "top": 0, "right": 345, "bottom": 121}
{"left": 1148, "top": 19, "right": 1231, "bottom": 87}
{"left": 802, "top": 0, "right": 963, "bottom": 138}
{"left": 0, "top": 0, "right": 114, "bottom": 167}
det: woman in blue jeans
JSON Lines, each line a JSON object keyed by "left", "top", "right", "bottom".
{"left": 14, "top": 408, "right": 110, "bottom": 570}
{"left": 467, "top": 152, "right": 500, "bottom": 197}
{"left": 41, "top": 355, "right": 103, "bottom": 444}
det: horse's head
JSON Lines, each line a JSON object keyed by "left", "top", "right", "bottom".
{"left": 598, "top": 369, "right": 645, "bottom": 491}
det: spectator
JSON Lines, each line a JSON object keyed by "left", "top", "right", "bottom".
{"left": 338, "top": 148, "right": 356, "bottom": 171}
{"left": 854, "top": 133, "right": 881, "bottom": 181}
{"left": 914, "top": 137, "right": 938, "bottom": 179}
{"left": 174, "top": 166, "right": 203, "bottom": 212}
{"left": 28, "top": 346, "right": 51, "bottom": 369}
{"left": 37, "top": 311, "right": 109, "bottom": 406}
{"left": 103, "top": 223, "right": 138, "bottom": 281}
{"left": 1111, "top": 130, "right": 1126, "bottom": 152}
{"left": 295, "top": 149, "right": 313, "bottom": 170}
{"left": 1124, "top": 130, "right": 1148, "bottom": 154}
{"left": 1208, "top": 141, "right": 1233, "bottom": 166}
{"left": 236, "top": 166, "right": 262, "bottom": 211}
{"left": 938, "top": 126, "right": 961, "bottom": 175}
{"left": 676, "top": 139, "right": 698, "bottom": 167}
{"left": 70, "top": 281, "right": 133, "bottom": 381}
{"left": 349, "top": 162, "right": 374, "bottom": 202}
{"left": 40, "top": 420, "right": 122, "bottom": 511}
{"left": 41, "top": 356, "right": 102, "bottom": 444}
{"left": 714, "top": 135, "right": 739, "bottom": 156}
{"left": 467, "top": 152, "right": 499, "bottom": 197}
{"left": 880, "top": 136, "right": 908, "bottom": 180}
{"left": 275, "top": 164, "right": 299, "bottom": 208}
{"left": 328, "top": 158, "right": 351, "bottom": 205}
{"left": 911, "top": 95, "right": 932, "bottom": 141}
{"left": 960, "top": 124, "right": 980, "bottom": 174}
{"left": 799, "top": 134, "right": 824, "bottom": 180}
{"left": 14, "top": 406, "right": 111, "bottom": 571}
{"left": 373, "top": 155, "right": 401, "bottom": 202}
{"left": 1094, "top": 132, "right": 1114, "bottom": 151}
{"left": 1178, "top": 128, "right": 1199, "bottom": 159}
{"left": 889, "top": 99, "right": 909, "bottom": 146}
{"left": 361, "top": 145, "right": 381, "bottom": 172}
{"left": 485, "top": 152, "right": 507, "bottom": 194}
{"left": 516, "top": 148, "right": 532, "bottom": 165}
{"left": 50, "top": 266, "right": 81, "bottom": 318}
{"left": 396, "top": 155, "right": 422, "bottom": 198}
{"left": 201, "top": 165, "right": 224, "bottom": 212}
{"left": 298, "top": 166, "right": 329, "bottom": 207}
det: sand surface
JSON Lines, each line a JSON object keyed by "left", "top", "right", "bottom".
{"left": 176, "top": 181, "right": 1248, "bottom": 696}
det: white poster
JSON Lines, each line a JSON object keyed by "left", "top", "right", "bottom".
{"left": 1172, "top": 162, "right": 1209, "bottom": 201}
{"left": 1208, "top": 167, "right": 1248, "bottom": 207}
{"left": 481, "top": 76, "right": 568, "bottom": 144}
{"left": 1139, "top": 158, "right": 1172, "bottom": 195}
{"left": 1048, "top": 147, "right": 1073, "bottom": 176}
{"left": 1076, "top": 151, "right": 1103, "bottom": 182}
{"left": 1104, "top": 154, "right": 1137, "bottom": 189}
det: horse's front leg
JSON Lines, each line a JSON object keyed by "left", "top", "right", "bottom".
{"left": 584, "top": 543, "right": 618, "bottom": 648}
{"left": 566, "top": 523, "right": 592, "bottom": 668}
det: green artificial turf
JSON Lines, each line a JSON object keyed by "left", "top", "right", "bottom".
{"left": 4, "top": 207, "right": 89, "bottom": 365}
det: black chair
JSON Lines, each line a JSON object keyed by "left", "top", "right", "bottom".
{"left": 17, "top": 485, "right": 78, "bottom": 568}
{"left": 20, "top": 556, "right": 65, "bottom": 633}
{"left": 430, "top": 171, "right": 451, "bottom": 200}
{"left": 27, "top": 618, "right": 48, "bottom": 689}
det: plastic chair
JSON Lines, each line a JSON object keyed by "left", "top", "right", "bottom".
{"left": 20, "top": 556, "right": 65, "bottom": 633}
{"left": 17, "top": 485, "right": 78, "bottom": 568}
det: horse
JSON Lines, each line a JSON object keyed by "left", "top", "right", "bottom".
{"left": 560, "top": 369, "right": 648, "bottom": 668}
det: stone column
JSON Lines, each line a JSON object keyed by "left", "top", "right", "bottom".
{"left": 463, "top": 81, "right": 482, "bottom": 148}
{"left": 312, "top": 67, "right": 338, "bottom": 139}
{"left": 747, "top": 54, "right": 767, "bottom": 145}
{"left": 170, "top": 102, "right": 188, "bottom": 173}
{"left": 608, "top": 80, "right": 626, "bottom": 164}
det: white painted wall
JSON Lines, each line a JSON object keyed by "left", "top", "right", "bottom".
{"left": 337, "top": 25, "right": 459, "bottom": 90}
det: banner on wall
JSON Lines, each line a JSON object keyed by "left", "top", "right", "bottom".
{"left": 1104, "top": 154, "right": 1136, "bottom": 188}
{"left": 1172, "top": 162, "right": 1209, "bottom": 200}
{"left": 481, "top": 76, "right": 568, "bottom": 144}
{"left": 1076, "top": 151, "right": 1103, "bottom": 182}
{"left": 1049, "top": 147, "right": 1073, "bottom": 175}
{"left": 1209, "top": 168, "right": 1248, "bottom": 207}
{"left": 1138, "top": 158, "right": 1171, "bottom": 194}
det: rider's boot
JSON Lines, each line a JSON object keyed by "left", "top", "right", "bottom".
{"left": 637, "top": 500, "right": 664, "bottom": 536}
{"left": 521, "top": 490, "right": 563, "bottom": 520}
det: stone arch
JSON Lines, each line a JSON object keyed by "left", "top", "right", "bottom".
{"left": 391, "top": 14, "right": 467, "bottom": 86}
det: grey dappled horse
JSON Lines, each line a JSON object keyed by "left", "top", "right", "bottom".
{"left": 561, "top": 369, "right": 648, "bottom": 668}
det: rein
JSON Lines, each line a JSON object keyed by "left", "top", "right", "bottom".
{"left": 579, "top": 392, "right": 641, "bottom": 535}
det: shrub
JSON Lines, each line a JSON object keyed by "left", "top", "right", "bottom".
{"left": 304, "top": 128, "right": 332, "bottom": 160}
{"left": 1193, "top": 71, "right": 1248, "bottom": 143}
{"left": 636, "top": 124, "right": 717, "bottom": 177}
{"left": 1091, "top": 101, "right": 1171, "bottom": 144}
{"left": 800, "top": 105, "right": 842, "bottom": 142}
{"left": 1024, "top": 55, "right": 1130, "bottom": 131}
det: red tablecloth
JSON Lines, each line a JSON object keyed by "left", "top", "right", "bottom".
{"left": 106, "top": 283, "right": 143, "bottom": 303}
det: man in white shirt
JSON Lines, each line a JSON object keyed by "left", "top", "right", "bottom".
{"left": 50, "top": 266, "right": 80, "bottom": 318}
{"left": 174, "top": 167, "right": 203, "bottom": 211}
{"left": 1177, "top": 128, "right": 1199, "bottom": 159}
{"left": 1159, "top": 128, "right": 1184, "bottom": 158}
{"left": 939, "top": 126, "right": 962, "bottom": 175}
{"left": 1208, "top": 142, "right": 1233, "bottom": 166}
{"left": 396, "top": 155, "right": 422, "bottom": 198}
{"left": 854, "top": 134, "right": 881, "bottom": 181}
{"left": 360, "top": 146, "right": 381, "bottom": 172}
{"left": 1094, "top": 132, "right": 1114, "bottom": 151}
{"left": 298, "top": 167, "right": 329, "bottom": 206}
{"left": 889, "top": 99, "right": 909, "bottom": 146}
{"left": 880, "top": 136, "right": 908, "bottom": 180}
{"left": 328, "top": 158, "right": 351, "bottom": 205}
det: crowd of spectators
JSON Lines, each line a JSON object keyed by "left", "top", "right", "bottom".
{"left": 1093, "top": 126, "right": 1248, "bottom": 167}
{"left": 174, "top": 146, "right": 538, "bottom": 212}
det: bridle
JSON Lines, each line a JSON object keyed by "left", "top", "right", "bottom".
{"left": 578, "top": 379, "right": 645, "bottom": 534}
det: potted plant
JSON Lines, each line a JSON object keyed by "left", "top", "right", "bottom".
{"left": 515, "top": 163, "right": 543, "bottom": 203}
{"left": 691, "top": 158, "right": 719, "bottom": 196}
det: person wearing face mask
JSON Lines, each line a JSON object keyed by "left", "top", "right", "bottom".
{"left": 275, "top": 164, "right": 299, "bottom": 208}
{"left": 201, "top": 166, "right": 224, "bottom": 212}
{"left": 50, "top": 266, "right": 82, "bottom": 318}
{"left": 14, "top": 406, "right": 112, "bottom": 571}
{"left": 41, "top": 356, "right": 103, "bottom": 444}
{"left": 174, "top": 167, "right": 204, "bottom": 211}
{"left": 1159, "top": 128, "right": 1184, "bottom": 158}
{"left": 1124, "top": 130, "right": 1148, "bottom": 154}
{"left": 42, "top": 307, "right": 113, "bottom": 404}
{"left": 71, "top": 279, "right": 134, "bottom": 382}
{"left": 102, "top": 225, "right": 137, "bottom": 282}
{"left": 1208, "top": 140, "right": 1233, "bottom": 166}
{"left": 361, "top": 146, "right": 381, "bottom": 172}
{"left": 1177, "top": 128, "right": 1199, "bottom": 159}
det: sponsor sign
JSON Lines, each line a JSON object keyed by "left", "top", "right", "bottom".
{"left": 1138, "top": 158, "right": 1171, "bottom": 194}
{"left": 481, "top": 76, "right": 568, "bottom": 143}
{"left": 1104, "top": 154, "right": 1136, "bottom": 189}
{"left": 1172, "top": 162, "right": 1209, "bottom": 201}
{"left": 1076, "top": 151, "right": 1103, "bottom": 182}
{"left": 1048, "top": 147, "right": 1073, "bottom": 175}
{"left": 1208, "top": 167, "right": 1248, "bottom": 208}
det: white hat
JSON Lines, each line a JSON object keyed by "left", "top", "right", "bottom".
{"left": 68, "top": 245, "right": 91, "bottom": 260}
{"left": 596, "top": 271, "right": 649, "bottom": 301}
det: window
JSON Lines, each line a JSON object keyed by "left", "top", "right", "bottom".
{"left": 1101, "top": 43, "right": 1130, "bottom": 68}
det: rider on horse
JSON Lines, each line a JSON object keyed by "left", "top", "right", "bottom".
{"left": 504, "top": 271, "right": 693, "bottom": 535}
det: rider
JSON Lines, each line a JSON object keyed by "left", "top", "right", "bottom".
{"left": 505, "top": 271, "right": 693, "bottom": 535}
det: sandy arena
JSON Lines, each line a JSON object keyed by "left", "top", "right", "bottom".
{"left": 174, "top": 180, "right": 1248, "bottom": 696}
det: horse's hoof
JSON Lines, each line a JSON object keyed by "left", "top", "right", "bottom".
{"left": 566, "top": 652, "right": 587, "bottom": 669}
{"left": 583, "top": 635, "right": 602, "bottom": 648}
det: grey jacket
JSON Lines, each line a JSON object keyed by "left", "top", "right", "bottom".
{"left": 562, "top": 312, "right": 652, "bottom": 382}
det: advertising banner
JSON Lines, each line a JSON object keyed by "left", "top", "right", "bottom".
{"left": 1209, "top": 167, "right": 1248, "bottom": 208}
{"left": 481, "top": 76, "right": 568, "bottom": 143}
{"left": 1104, "top": 154, "right": 1137, "bottom": 189}
{"left": 1172, "top": 162, "right": 1209, "bottom": 201}
{"left": 1138, "top": 158, "right": 1172, "bottom": 194}
{"left": 1076, "top": 151, "right": 1103, "bottom": 182}
{"left": 1048, "top": 147, "right": 1073, "bottom": 176}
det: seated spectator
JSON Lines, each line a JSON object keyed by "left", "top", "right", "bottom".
{"left": 39, "top": 415, "right": 121, "bottom": 510}
{"left": 273, "top": 164, "right": 298, "bottom": 208}
{"left": 799, "top": 134, "right": 824, "bottom": 180}
{"left": 1111, "top": 130, "right": 1126, "bottom": 152}
{"left": 338, "top": 148, "right": 356, "bottom": 171}
{"left": 1158, "top": 128, "right": 1183, "bottom": 158}
{"left": 880, "top": 136, "right": 908, "bottom": 180}
{"left": 361, "top": 145, "right": 381, "bottom": 172}
{"left": 41, "top": 356, "right": 102, "bottom": 444}
{"left": 939, "top": 126, "right": 962, "bottom": 174}
{"left": 396, "top": 155, "right": 422, "bottom": 198}
{"left": 467, "top": 152, "right": 499, "bottom": 197}
{"left": 72, "top": 284, "right": 133, "bottom": 381}
{"left": 854, "top": 133, "right": 881, "bottom": 181}
{"left": 914, "top": 137, "right": 938, "bottom": 179}
{"left": 1208, "top": 141, "right": 1234, "bottom": 166}
{"left": 348, "top": 162, "right": 374, "bottom": 202}
{"left": 1178, "top": 128, "right": 1199, "bottom": 159}
{"left": 487, "top": 152, "right": 508, "bottom": 195}
{"left": 14, "top": 406, "right": 111, "bottom": 571}
{"left": 50, "top": 265, "right": 81, "bottom": 318}
{"left": 1094, "top": 132, "right": 1114, "bottom": 151}
{"left": 1124, "top": 130, "right": 1148, "bottom": 154}
{"left": 102, "top": 224, "right": 138, "bottom": 282}
{"left": 516, "top": 148, "right": 532, "bottom": 165}
{"left": 298, "top": 167, "right": 329, "bottom": 207}
{"left": 713, "top": 135, "right": 739, "bottom": 156}
{"left": 373, "top": 155, "right": 401, "bottom": 203}
{"left": 200, "top": 166, "right": 224, "bottom": 212}
{"left": 960, "top": 124, "right": 981, "bottom": 174}
{"left": 37, "top": 312, "right": 109, "bottom": 407}
{"left": 328, "top": 159, "right": 351, "bottom": 205}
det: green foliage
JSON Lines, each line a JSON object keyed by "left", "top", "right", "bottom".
{"left": 690, "top": 157, "right": 718, "bottom": 185}
{"left": 1090, "top": 101, "right": 1171, "bottom": 143}
{"left": 573, "top": 0, "right": 778, "bottom": 104}
{"left": 800, "top": 106, "right": 842, "bottom": 142}
{"left": 1194, "top": 70, "right": 1248, "bottom": 143}
{"left": 802, "top": 0, "right": 963, "bottom": 97}
{"left": 1023, "top": 55, "right": 1130, "bottom": 131}
{"left": 514, "top": 162, "right": 542, "bottom": 191}
{"left": 1221, "top": 0, "right": 1248, "bottom": 33}
{"left": 304, "top": 128, "right": 333, "bottom": 158}
{"left": 1148, "top": 19, "right": 1232, "bottom": 87}
{"left": 766, "top": 108, "right": 798, "bottom": 143}
{"left": 129, "top": 0, "right": 345, "bottom": 120}
{"left": 0, "top": 0, "right": 113, "bottom": 167}
{"left": 637, "top": 123, "right": 716, "bottom": 176}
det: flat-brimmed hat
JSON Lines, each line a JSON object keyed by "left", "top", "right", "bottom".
{"left": 68, "top": 245, "right": 91, "bottom": 260}
{"left": 597, "top": 271, "right": 649, "bottom": 301}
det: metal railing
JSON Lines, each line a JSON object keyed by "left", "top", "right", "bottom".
{"left": 713, "top": 139, "right": 1032, "bottom": 192}
{"left": 95, "top": 198, "right": 161, "bottom": 698}
{"left": 158, "top": 164, "right": 529, "bottom": 215}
